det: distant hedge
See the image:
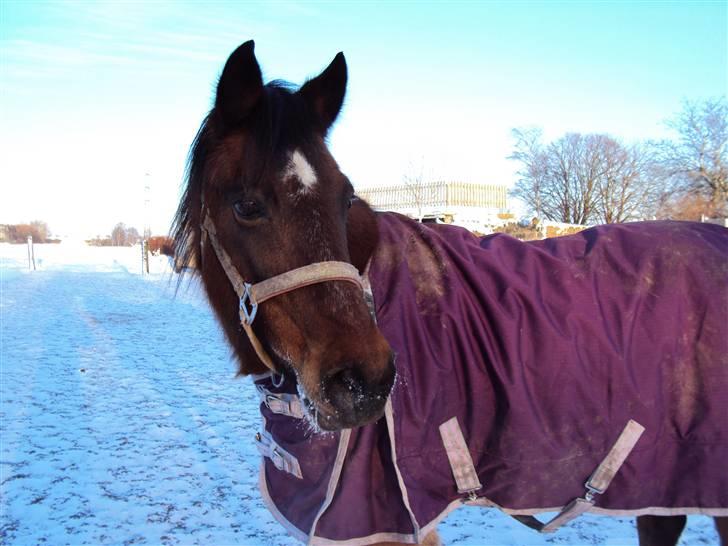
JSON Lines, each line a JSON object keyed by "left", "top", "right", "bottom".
{"left": 1, "top": 222, "right": 59, "bottom": 244}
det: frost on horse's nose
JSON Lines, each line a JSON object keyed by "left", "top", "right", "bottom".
{"left": 321, "top": 357, "right": 395, "bottom": 425}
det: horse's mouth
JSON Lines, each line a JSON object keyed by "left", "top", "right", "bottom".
{"left": 299, "top": 390, "right": 389, "bottom": 432}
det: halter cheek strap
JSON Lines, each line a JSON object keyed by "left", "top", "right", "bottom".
{"left": 200, "top": 213, "right": 364, "bottom": 373}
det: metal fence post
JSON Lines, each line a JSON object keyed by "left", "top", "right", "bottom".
{"left": 27, "top": 235, "right": 35, "bottom": 271}
{"left": 140, "top": 240, "right": 149, "bottom": 275}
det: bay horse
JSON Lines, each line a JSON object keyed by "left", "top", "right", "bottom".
{"left": 172, "top": 40, "right": 728, "bottom": 546}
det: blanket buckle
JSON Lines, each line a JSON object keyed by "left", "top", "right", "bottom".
{"left": 584, "top": 480, "right": 604, "bottom": 502}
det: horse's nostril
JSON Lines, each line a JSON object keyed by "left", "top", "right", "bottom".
{"left": 338, "top": 369, "right": 360, "bottom": 393}
{"left": 322, "top": 362, "right": 393, "bottom": 422}
{"left": 323, "top": 366, "right": 366, "bottom": 403}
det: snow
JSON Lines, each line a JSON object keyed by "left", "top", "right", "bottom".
{"left": 1, "top": 242, "right": 720, "bottom": 545}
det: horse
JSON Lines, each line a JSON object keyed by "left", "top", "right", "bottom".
{"left": 172, "top": 40, "right": 728, "bottom": 546}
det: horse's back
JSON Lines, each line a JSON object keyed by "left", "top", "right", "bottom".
{"left": 371, "top": 215, "right": 728, "bottom": 516}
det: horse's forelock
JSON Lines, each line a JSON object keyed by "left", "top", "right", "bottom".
{"left": 172, "top": 82, "right": 312, "bottom": 281}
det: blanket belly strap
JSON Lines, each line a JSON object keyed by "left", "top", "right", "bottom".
{"left": 439, "top": 417, "right": 483, "bottom": 497}
{"left": 515, "top": 419, "right": 645, "bottom": 533}
{"left": 586, "top": 419, "right": 645, "bottom": 494}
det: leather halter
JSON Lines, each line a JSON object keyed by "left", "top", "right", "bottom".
{"left": 199, "top": 212, "right": 364, "bottom": 372}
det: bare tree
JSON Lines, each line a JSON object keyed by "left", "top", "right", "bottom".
{"left": 110, "top": 223, "right": 141, "bottom": 246}
{"left": 510, "top": 132, "right": 601, "bottom": 224}
{"left": 510, "top": 130, "right": 661, "bottom": 225}
{"left": 546, "top": 133, "right": 603, "bottom": 224}
{"left": 510, "top": 128, "right": 547, "bottom": 220}
{"left": 126, "top": 226, "right": 141, "bottom": 245}
{"left": 402, "top": 157, "right": 436, "bottom": 222}
{"left": 111, "top": 223, "right": 128, "bottom": 246}
{"left": 6, "top": 221, "right": 51, "bottom": 243}
{"left": 659, "top": 98, "right": 728, "bottom": 217}
{"left": 29, "top": 220, "right": 50, "bottom": 242}
{"left": 656, "top": 193, "right": 716, "bottom": 221}
{"left": 594, "top": 139, "right": 662, "bottom": 223}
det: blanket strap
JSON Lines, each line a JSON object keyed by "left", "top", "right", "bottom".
{"left": 256, "top": 384, "right": 305, "bottom": 419}
{"left": 513, "top": 419, "right": 645, "bottom": 533}
{"left": 439, "top": 417, "right": 483, "bottom": 498}
{"left": 255, "top": 429, "right": 303, "bottom": 479}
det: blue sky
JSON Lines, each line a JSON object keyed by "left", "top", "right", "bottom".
{"left": 1, "top": 1, "right": 725, "bottom": 237}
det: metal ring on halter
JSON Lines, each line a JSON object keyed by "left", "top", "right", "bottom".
{"left": 240, "top": 282, "right": 258, "bottom": 325}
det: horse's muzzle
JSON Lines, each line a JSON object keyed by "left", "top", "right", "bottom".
{"left": 318, "top": 353, "right": 396, "bottom": 430}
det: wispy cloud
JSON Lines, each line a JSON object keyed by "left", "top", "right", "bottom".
{"left": 0, "top": 1, "right": 284, "bottom": 84}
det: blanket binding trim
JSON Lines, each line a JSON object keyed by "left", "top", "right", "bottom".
{"left": 308, "top": 429, "right": 352, "bottom": 544}
{"left": 385, "top": 388, "right": 421, "bottom": 541}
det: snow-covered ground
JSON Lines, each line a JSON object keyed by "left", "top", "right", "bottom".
{"left": 1, "top": 242, "right": 720, "bottom": 545}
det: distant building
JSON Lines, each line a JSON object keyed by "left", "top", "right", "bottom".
{"left": 701, "top": 215, "right": 728, "bottom": 228}
{"left": 533, "top": 219, "right": 587, "bottom": 239}
{"left": 0, "top": 225, "right": 9, "bottom": 243}
{"left": 356, "top": 181, "right": 513, "bottom": 233}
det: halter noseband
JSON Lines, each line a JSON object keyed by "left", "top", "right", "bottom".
{"left": 200, "top": 212, "right": 364, "bottom": 373}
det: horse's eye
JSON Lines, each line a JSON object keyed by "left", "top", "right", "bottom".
{"left": 233, "top": 200, "right": 264, "bottom": 220}
{"left": 347, "top": 197, "right": 353, "bottom": 209}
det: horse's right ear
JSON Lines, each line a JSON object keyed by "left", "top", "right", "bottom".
{"left": 298, "top": 52, "right": 347, "bottom": 133}
{"left": 215, "top": 40, "right": 264, "bottom": 126}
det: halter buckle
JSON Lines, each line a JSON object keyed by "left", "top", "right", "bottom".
{"left": 240, "top": 282, "right": 258, "bottom": 325}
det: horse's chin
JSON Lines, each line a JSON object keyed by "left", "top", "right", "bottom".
{"left": 318, "top": 405, "right": 386, "bottom": 431}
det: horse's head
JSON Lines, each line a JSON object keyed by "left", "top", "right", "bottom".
{"left": 173, "top": 41, "right": 395, "bottom": 431}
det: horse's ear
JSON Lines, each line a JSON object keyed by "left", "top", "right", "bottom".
{"left": 215, "top": 40, "right": 264, "bottom": 126}
{"left": 298, "top": 52, "right": 347, "bottom": 133}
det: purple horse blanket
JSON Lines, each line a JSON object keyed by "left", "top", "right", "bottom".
{"left": 253, "top": 213, "right": 728, "bottom": 545}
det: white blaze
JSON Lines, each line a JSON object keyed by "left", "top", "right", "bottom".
{"left": 285, "top": 149, "right": 318, "bottom": 191}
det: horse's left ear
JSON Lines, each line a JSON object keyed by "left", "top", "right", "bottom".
{"left": 299, "top": 52, "right": 347, "bottom": 133}
{"left": 215, "top": 40, "right": 264, "bottom": 127}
